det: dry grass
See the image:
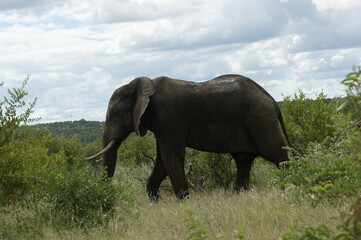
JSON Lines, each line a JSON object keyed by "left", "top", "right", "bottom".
{"left": 42, "top": 187, "right": 351, "bottom": 240}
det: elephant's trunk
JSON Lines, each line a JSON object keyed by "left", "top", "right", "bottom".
{"left": 85, "top": 138, "right": 122, "bottom": 178}
{"left": 102, "top": 138, "right": 122, "bottom": 178}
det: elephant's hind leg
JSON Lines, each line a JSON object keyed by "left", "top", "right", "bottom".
{"left": 231, "top": 152, "right": 256, "bottom": 192}
{"left": 147, "top": 145, "right": 168, "bottom": 200}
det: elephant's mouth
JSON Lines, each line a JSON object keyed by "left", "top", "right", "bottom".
{"left": 85, "top": 139, "right": 119, "bottom": 163}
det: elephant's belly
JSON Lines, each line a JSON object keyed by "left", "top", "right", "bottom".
{"left": 185, "top": 125, "right": 256, "bottom": 153}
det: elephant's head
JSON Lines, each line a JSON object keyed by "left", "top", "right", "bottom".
{"left": 87, "top": 77, "right": 155, "bottom": 178}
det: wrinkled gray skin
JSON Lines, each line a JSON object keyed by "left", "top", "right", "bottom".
{"left": 100, "top": 74, "right": 290, "bottom": 199}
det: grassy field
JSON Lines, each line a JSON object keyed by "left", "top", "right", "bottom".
{"left": 31, "top": 165, "right": 353, "bottom": 240}
{"left": 39, "top": 190, "right": 352, "bottom": 240}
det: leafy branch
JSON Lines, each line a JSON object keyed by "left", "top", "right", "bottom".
{"left": 0, "top": 75, "right": 39, "bottom": 147}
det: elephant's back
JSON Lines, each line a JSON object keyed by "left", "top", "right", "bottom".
{"left": 209, "top": 74, "right": 273, "bottom": 97}
{"left": 152, "top": 75, "right": 277, "bottom": 112}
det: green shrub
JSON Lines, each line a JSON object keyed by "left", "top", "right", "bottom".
{"left": 282, "top": 91, "right": 338, "bottom": 154}
{"left": 117, "top": 133, "right": 156, "bottom": 166}
{"left": 275, "top": 138, "right": 360, "bottom": 204}
{"left": 35, "top": 166, "right": 122, "bottom": 229}
{"left": 186, "top": 151, "right": 235, "bottom": 191}
{"left": 45, "top": 134, "right": 86, "bottom": 167}
{"left": 0, "top": 135, "right": 52, "bottom": 205}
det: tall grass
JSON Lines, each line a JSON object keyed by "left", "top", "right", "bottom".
{"left": 34, "top": 185, "right": 352, "bottom": 240}
{"left": 24, "top": 163, "right": 350, "bottom": 240}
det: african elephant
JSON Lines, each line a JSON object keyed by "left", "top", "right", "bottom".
{"left": 87, "top": 74, "right": 291, "bottom": 199}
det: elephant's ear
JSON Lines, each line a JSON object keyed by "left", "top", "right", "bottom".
{"left": 133, "top": 77, "right": 155, "bottom": 136}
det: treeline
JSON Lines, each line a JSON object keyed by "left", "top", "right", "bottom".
{"left": 28, "top": 98, "right": 337, "bottom": 146}
{"left": 29, "top": 119, "right": 104, "bottom": 144}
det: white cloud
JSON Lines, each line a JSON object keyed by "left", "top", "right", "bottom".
{"left": 312, "top": 0, "right": 360, "bottom": 11}
{"left": 1, "top": 0, "right": 361, "bottom": 122}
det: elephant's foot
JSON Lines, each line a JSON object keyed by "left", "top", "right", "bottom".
{"left": 233, "top": 187, "right": 248, "bottom": 194}
{"left": 233, "top": 182, "right": 250, "bottom": 193}
{"left": 175, "top": 189, "right": 189, "bottom": 200}
{"left": 148, "top": 192, "right": 161, "bottom": 201}
{"left": 146, "top": 185, "right": 161, "bottom": 201}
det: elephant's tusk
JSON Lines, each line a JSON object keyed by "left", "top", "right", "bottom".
{"left": 85, "top": 140, "right": 117, "bottom": 161}
{"left": 92, "top": 158, "right": 103, "bottom": 166}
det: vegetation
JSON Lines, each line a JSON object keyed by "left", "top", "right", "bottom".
{"left": 29, "top": 119, "right": 104, "bottom": 144}
{"left": 1, "top": 67, "right": 360, "bottom": 240}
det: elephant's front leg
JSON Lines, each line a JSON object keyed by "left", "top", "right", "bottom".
{"left": 159, "top": 141, "right": 189, "bottom": 199}
{"left": 146, "top": 145, "right": 167, "bottom": 200}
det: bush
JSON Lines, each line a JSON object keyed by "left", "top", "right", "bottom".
{"left": 35, "top": 166, "right": 122, "bottom": 229}
{"left": 45, "top": 134, "right": 85, "bottom": 167}
{"left": 117, "top": 133, "right": 156, "bottom": 166}
{"left": 275, "top": 139, "right": 360, "bottom": 204}
{"left": 0, "top": 133, "right": 52, "bottom": 205}
{"left": 281, "top": 90, "right": 339, "bottom": 154}
{"left": 186, "top": 151, "right": 236, "bottom": 191}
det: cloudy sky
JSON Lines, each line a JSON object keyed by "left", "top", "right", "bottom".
{"left": 1, "top": 0, "right": 360, "bottom": 123}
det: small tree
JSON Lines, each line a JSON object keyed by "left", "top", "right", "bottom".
{"left": 339, "top": 65, "right": 361, "bottom": 123}
{"left": 0, "top": 75, "right": 38, "bottom": 147}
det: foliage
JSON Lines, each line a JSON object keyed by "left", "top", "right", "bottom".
{"left": 0, "top": 78, "right": 42, "bottom": 204}
{"left": 0, "top": 75, "right": 38, "bottom": 146}
{"left": 275, "top": 67, "right": 361, "bottom": 205}
{"left": 281, "top": 90, "right": 339, "bottom": 154}
{"left": 31, "top": 119, "right": 104, "bottom": 144}
{"left": 338, "top": 65, "right": 361, "bottom": 121}
{"left": 117, "top": 133, "right": 156, "bottom": 166}
{"left": 275, "top": 137, "right": 360, "bottom": 204}
{"left": 34, "top": 166, "right": 122, "bottom": 229}
{"left": 45, "top": 133, "right": 85, "bottom": 167}
{"left": 0, "top": 131, "right": 51, "bottom": 205}
{"left": 186, "top": 150, "right": 236, "bottom": 191}
{"left": 0, "top": 78, "right": 131, "bottom": 235}
{"left": 280, "top": 200, "right": 361, "bottom": 240}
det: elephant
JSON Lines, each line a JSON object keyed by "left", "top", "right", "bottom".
{"left": 87, "top": 74, "right": 291, "bottom": 199}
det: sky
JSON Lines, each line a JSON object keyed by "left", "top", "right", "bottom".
{"left": 1, "top": 0, "right": 361, "bottom": 123}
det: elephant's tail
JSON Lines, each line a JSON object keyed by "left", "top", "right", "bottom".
{"left": 277, "top": 108, "right": 292, "bottom": 148}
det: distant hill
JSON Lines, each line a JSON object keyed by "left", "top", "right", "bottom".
{"left": 30, "top": 119, "right": 104, "bottom": 144}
